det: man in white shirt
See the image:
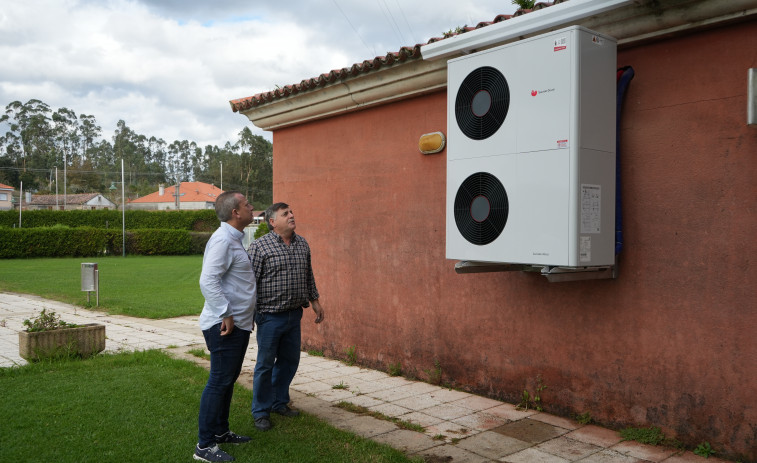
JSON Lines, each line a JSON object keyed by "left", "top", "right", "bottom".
{"left": 194, "top": 191, "right": 256, "bottom": 463}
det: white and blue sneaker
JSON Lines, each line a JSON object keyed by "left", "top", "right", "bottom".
{"left": 193, "top": 444, "right": 234, "bottom": 462}
{"left": 215, "top": 430, "right": 252, "bottom": 445}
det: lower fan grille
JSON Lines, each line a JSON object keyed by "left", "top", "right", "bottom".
{"left": 454, "top": 172, "right": 509, "bottom": 245}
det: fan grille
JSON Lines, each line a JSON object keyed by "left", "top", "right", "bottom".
{"left": 455, "top": 66, "right": 510, "bottom": 140}
{"left": 454, "top": 172, "right": 509, "bottom": 245}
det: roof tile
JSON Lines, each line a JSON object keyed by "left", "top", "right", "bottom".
{"left": 229, "top": 2, "right": 560, "bottom": 113}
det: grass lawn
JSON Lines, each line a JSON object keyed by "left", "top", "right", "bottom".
{"left": 0, "top": 350, "right": 421, "bottom": 463}
{"left": 0, "top": 256, "right": 203, "bottom": 318}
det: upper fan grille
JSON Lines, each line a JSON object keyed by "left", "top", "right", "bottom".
{"left": 454, "top": 66, "right": 510, "bottom": 140}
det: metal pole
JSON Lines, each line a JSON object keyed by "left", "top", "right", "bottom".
{"left": 18, "top": 181, "right": 22, "bottom": 228}
{"left": 55, "top": 167, "right": 59, "bottom": 209}
{"left": 121, "top": 159, "right": 125, "bottom": 257}
{"left": 63, "top": 152, "right": 67, "bottom": 210}
{"left": 220, "top": 160, "right": 223, "bottom": 190}
{"left": 95, "top": 268, "right": 99, "bottom": 306}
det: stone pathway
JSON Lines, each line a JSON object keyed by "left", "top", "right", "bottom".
{"left": 0, "top": 292, "right": 729, "bottom": 462}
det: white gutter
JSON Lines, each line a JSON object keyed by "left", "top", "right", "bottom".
{"left": 421, "top": 0, "right": 635, "bottom": 61}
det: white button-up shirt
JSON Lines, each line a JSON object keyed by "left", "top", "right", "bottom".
{"left": 199, "top": 222, "right": 256, "bottom": 331}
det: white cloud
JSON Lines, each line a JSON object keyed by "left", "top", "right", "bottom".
{"left": 0, "top": 0, "right": 517, "bottom": 147}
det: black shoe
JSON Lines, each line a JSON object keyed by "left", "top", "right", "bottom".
{"left": 254, "top": 416, "right": 272, "bottom": 431}
{"left": 273, "top": 406, "right": 300, "bottom": 417}
{"left": 215, "top": 430, "right": 251, "bottom": 444}
{"left": 194, "top": 444, "right": 235, "bottom": 462}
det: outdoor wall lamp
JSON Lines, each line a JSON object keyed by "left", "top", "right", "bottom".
{"left": 419, "top": 131, "right": 446, "bottom": 154}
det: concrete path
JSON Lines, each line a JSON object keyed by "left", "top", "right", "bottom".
{"left": 0, "top": 292, "right": 728, "bottom": 463}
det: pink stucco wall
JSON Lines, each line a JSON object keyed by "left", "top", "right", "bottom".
{"left": 270, "top": 20, "right": 757, "bottom": 460}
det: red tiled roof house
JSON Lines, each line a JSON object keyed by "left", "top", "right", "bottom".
{"left": 129, "top": 182, "right": 222, "bottom": 211}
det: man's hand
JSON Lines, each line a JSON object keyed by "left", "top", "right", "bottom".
{"left": 311, "top": 300, "right": 324, "bottom": 324}
{"left": 220, "top": 316, "right": 235, "bottom": 335}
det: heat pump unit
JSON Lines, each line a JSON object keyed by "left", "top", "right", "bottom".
{"left": 446, "top": 26, "right": 617, "bottom": 268}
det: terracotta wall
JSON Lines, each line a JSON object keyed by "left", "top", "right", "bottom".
{"left": 270, "top": 20, "right": 757, "bottom": 460}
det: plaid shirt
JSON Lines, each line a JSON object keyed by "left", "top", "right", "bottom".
{"left": 248, "top": 231, "right": 319, "bottom": 313}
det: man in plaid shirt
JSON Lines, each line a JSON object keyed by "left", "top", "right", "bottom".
{"left": 248, "top": 202, "right": 324, "bottom": 432}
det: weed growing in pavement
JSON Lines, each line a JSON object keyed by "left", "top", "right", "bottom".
{"left": 388, "top": 361, "right": 402, "bottom": 376}
{"left": 620, "top": 426, "right": 666, "bottom": 445}
{"left": 335, "top": 401, "right": 425, "bottom": 433}
{"left": 424, "top": 359, "right": 442, "bottom": 385}
{"left": 332, "top": 381, "right": 349, "bottom": 390}
{"left": 187, "top": 348, "right": 210, "bottom": 360}
{"left": 574, "top": 412, "right": 593, "bottom": 425}
{"left": 694, "top": 441, "right": 716, "bottom": 458}
{"left": 307, "top": 349, "right": 324, "bottom": 357}
{"left": 619, "top": 426, "right": 683, "bottom": 449}
{"left": 344, "top": 345, "right": 357, "bottom": 365}
{"left": 517, "top": 374, "right": 546, "bottom": 411}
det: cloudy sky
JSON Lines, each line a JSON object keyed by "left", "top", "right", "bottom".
{"left": 0, "top": 0, "right": 518, "bottom": 148}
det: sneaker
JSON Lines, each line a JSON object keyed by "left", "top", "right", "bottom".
{"left": 193, "top": 444, "right": 235, "bottom": 462}
{"left": 273, "top": 406, "right": 300, "bottom": 417}
{"left": 254, "top": 416, "right": 272, "bottom": 431}
{"left": 215, "top": 430, "right": 251, "bottom": 444}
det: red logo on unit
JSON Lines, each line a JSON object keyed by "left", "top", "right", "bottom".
{"left": 531, "top": 90, "right": 537, "bottom": 97}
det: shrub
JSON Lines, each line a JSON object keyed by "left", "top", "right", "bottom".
{"left": 0, "top": 209, "right": 218, "bottom": 231}
{"left": 0, "top": 227, "right": 211, "bottom": 258}
{"left": 23, "top": 309, "right": 77, "bottom": 332}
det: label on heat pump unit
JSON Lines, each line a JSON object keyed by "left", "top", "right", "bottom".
{"left": 580, "top": 236, "right": 591, "bottom": 262}
{"left": 580, "top": 184, "right": 601, "bottom": 234}
{"left": 554, "top": 36, "right": 567, "bottom": 52}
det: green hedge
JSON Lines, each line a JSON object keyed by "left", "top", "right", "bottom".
{"left": 0, "top": 227, "right": 212, "bottom": 258}
{"left": 0, "top": 209, "right": 219, "bottom": 231}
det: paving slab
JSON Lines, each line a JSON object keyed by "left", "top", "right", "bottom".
{"left": 455, "top": 430, "right": 532, "bottom": 460}
{"left": 493, "top": 418, "right": 570, "bottom": 444}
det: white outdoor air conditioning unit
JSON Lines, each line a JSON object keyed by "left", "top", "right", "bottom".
{"left": 446, "top": 26, "right": 617, "bottom": 269}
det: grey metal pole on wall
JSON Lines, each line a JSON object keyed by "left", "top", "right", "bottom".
{"left": 121, "top": 159, "right": 125, "bottom": 257}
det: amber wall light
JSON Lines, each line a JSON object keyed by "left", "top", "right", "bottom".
{"left": 418, "top": 131, "right": 446, "bottom": 154}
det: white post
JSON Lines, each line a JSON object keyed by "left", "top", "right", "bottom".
{"left": 18, "top": 180, "right": 22, "bottom": 228}
{"left": 55, "top": 167, "right": 59, "bottom": 209}
{"left": 63, "top": 152, "right": 67, "bottom": 210}
{"left": 220, "top": 160, "right": 223, "bottom": 190}
{"left": 121, "top": 159, "right": 125, "bottom": 257}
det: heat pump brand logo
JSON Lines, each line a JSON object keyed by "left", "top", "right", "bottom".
{"left": 530, "top": 88, "right": 555, "bottom": 97}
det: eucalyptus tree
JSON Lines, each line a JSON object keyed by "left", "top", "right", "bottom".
{"left": 233, "top": 127, "right": 272, "bottom": 208}
{"left": 1, "top": 99, "right": 54, "bottom": 189}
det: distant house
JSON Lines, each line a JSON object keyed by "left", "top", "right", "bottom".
{"left": 0, "top": 183, "right": 13, "bottom": 211}
{"left": 129, "top": 182, "right": 222, "bottom": 211}
{"left": 28, "top": 193, "right": 116, "bottom": 210}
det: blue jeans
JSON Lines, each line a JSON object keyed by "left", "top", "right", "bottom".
{"left": 198, "top": 323, "right": 250, "bottom": 447}
{"left": 252, "top": 309, "right": 302, "bottom": 419}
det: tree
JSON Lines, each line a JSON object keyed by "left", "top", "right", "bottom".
{"left": 512, "top": 0, "right": 536, "bottom": 9}
{"left": 0, "top": 98, "right": 273, "bottom": 204}
{"left": 2, "top": 99, "right": 54, "bottom": 190}
{"left": 233, "top": 127, "right": 272, "bottom": 209}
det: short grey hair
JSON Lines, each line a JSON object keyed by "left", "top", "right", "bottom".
{"left": 264, "top": 202, "right": 289, "bottom": 230}
{"left": 215, "top": 191, "right": 243, "bottom": 222}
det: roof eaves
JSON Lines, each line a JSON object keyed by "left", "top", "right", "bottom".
{"left": 228, "top": 2, "right": 561, "bottom": 114}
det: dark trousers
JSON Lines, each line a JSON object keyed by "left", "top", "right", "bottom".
{"left": 251, "top": 308, "right": 302, "bottom": 418}
{"left": 198, "top": 323, "right": 250, "bottom": 447}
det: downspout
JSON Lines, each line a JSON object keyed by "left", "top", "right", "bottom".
{"left": 615, "top": 66, "right": 635, "bottom": 256}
